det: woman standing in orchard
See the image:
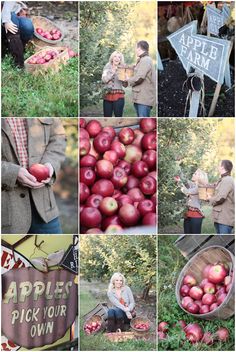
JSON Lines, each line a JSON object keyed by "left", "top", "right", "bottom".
{"left": 102, "top": 51, "right": 127, "bottom": 117}
{"left": 176, "top": 169, "right": 208, "bottom": 234}
{"left": 107, "top": 272, "right": 135, "bottom": 332}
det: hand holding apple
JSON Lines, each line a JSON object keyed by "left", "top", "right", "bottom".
{"left": 17, "top": 167, "right": 45, "bottom": 189}
{"left": 41, "top": 163, "right": 54, "bottom": 183}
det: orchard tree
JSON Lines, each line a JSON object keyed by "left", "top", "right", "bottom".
{"left": 80, "top": 235, "right": 156, "bottom": 300}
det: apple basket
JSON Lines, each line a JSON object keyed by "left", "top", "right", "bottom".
{"left": 176, "top": 246, "right": 235, "bottom": 320}
{"left": 130, "top": 317, "right": 151, "bottom": 337}
{"left": 198, "top": 185, "right": 215, "bottom": 201}
{"left": 117, "top": 65, "right": 134, "bottom": 81}
{"left": 83, "top": 314, "right": 105, "bottom": 335}
{"left": 25, "top": 46, "right": 69, "bottom": 75}
{"left": 31, "top": 16, "right": 64, "bottom": 44}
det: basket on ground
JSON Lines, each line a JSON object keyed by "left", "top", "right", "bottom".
{"left": 198, "top": 185, "right": 215, "bottom": 201}
{"left": 117, "top": 65, "right": 134, "bottom": 81}
{"left": 130, "top": 316, "right": 151, "bottom": 336}
{"left": 176, "top": 245, "right": 235, "bottom": 320}
{"left": 32, "top": 15, "right": 64, "bottom": 44}
{"left": 83, "top": 314, "right": 105, "bottom": 335}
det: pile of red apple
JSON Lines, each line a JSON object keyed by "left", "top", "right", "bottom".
{"left": 158, "top": 320, "right": 230, "bottom": 344}
{"left": 179, "top": 262, "right": 233, "bottom": 315}
{"left": 28, "top": 50, "right": 59, "bottom": 65}
{"left": 79, "top": 118, "right": 157, "bottom": 234}
{"left": 36, "top": 27, "right": 62, "bottom": 41}
{"left": 84, "top": 320, "right": 102, "bottom": 335}
{"left": 133, "top": 321, "right": 150, "bottom": 331}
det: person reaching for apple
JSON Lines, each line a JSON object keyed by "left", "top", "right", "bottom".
{"left": 1, "top": 118, "right": 66, "bottom": 234}
{"left": 1, "top": 1, "right": 34, "bottom": 68}
{"left": 107, "top": 272, "right": 135, "bottom": 332}
{"left": 175, "top": 169, "right": 208, "bottom": 234}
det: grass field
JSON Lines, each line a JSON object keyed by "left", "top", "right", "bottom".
{"left": 158, "top": 235, "right": 235, "bottom": 351}
{"left": 1, "top": 53, "right": 78, "bottom": 117}
{"left": 81, "top": 87, "right": 156, "bottom": 117}
{"left": 80, "top": 283, "right": 156, "bottom": 351}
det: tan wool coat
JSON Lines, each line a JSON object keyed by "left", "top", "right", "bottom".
{"left": 209, "top": 175, "right": 235, "bottom": 227}
{"left": 128, "top": 54, "right": 156, "bottom": 107}
{"left": 1, "top": 118, "right": 66, "bottom": 234}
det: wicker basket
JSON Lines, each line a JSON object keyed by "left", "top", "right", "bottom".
{"left": 198, "top": 186, "right": 215, "bottom": 201}
{"left": 176, "top": 245, "right": 235, "bottom": 320}
{"left": 32, "top": 15, "right": 64, "bottom": 44}
{"left": 130, "top": 317, "right": 151, "bottom": 337}
{"left": 104, "top": 329, "right": 135, "bottom": 342}
{"left": 25, "top": 46, "right": 69, "bottom": 75}
{"left": 117, "top": 65, "right": 134, "bottom": 81}
{"left": 83, "top": 314, "right": 105, "bottom": 335}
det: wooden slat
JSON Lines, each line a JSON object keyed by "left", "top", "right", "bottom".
{"left": 84, "top": 118, "right": 140, "bottom": 129}
{"left": 83, "top": 303, "right": 108, "bottom": 321}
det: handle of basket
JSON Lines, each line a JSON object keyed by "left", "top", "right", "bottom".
{"left": 116, "top": 328, "right": 122, "bottom": 333}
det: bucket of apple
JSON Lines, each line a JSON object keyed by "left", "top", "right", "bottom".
{"left": 176, "top": 246, "right": 235, "bottom": 320}
{"left": 32, "top": 16, "right": 64, "bottom": 44}
{"left": 83, "top": 315, "right": 104, "bottom": 335}
{"left": 130, "top": 317, "right": 151, "bottom": 336}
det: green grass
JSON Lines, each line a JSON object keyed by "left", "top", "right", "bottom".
{"left": 1, "top": 54, "right": 78, "bottom": 117}
{"left": 158, "top": 235, "right": 235, "bottom": 351}
{"left": 81, "top": 87, "right": 156, "bottom": 117}
{"left": 80, "top": 285, "right": 155, "bottom": 351}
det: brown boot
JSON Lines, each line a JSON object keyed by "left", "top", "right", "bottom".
{"left": 107, "top": 316, "right": 116, "bottom": 332}
{"left": 116, "top": 318, "right": 124, "bottom": 331}
{"left": 6, "top": 32, "right": 24, "bottom": 68}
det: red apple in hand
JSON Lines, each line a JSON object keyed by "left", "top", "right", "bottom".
{"left": 29, "top": 164, "right": 49, "bottom": 181}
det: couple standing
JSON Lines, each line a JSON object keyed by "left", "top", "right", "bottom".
{"left": 178, "top": 160, "right": 235, "bottom": 235}
{"left": 102, "top": 40, "right": 156, "bottom": 117}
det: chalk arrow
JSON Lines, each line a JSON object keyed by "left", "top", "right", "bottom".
{"left": 168, "top": 21, "right": 230, "bottom": 84}
{"left": 206, "top": 5, "right": 230, "bottom": 35}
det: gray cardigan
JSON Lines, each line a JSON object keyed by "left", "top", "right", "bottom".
{"left": 102, "top": 63, "right": 124, "bottom": 91}
{"left": 2, "top": 2, "right": 28, "bottom": 24}
{"left": 181, "top": 180, "right": 201, "bottom": 210}
{"left": 107, "top": 285, "right": 135, "bottom": 312}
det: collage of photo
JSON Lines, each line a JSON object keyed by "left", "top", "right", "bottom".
{"left": 1, "top": 1, "right": 235, "bottom": 352}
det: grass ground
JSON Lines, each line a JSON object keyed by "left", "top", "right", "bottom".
{"left": 159, "top": 205, "right": 216, "bottom": 235}
{"left": 158, "top": 235, "right": 235, "bottom": 351}
{"left": 81, "top": 87, "right": 156, "bottom": 117}
{"left": 1, "top": 53, "right": 78, "bottom": 117}
{"left": 80, "top": 281, "right": 156, "bottom": 351}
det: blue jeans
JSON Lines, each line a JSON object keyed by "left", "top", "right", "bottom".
{"left": 11, "top": 13, "right": 34, "bottom": 41}
{"left": 108, "top": 308, "right": 130, "bottom": 324}
{"left": 214, "top": 223, "right": 233, "bottom": 234}
{"left": 28, "top": 197, "right": 62, "bottom": 234}
{"left": 134, "top": 103, "right": 152, "bottom": 117}
{"left": 184, "top": 217, "right": 203, "bottom": 234}
{"left": 103, "top": 98, "right": 125, "bottom": 117}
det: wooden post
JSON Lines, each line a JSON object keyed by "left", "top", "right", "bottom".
{"left": 188, "top": 70, "right": 203, "bottom": 118}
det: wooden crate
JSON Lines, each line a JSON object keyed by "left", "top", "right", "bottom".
{"left": 117, "top": 66, "right": 134, "bottom": 81}
{"left": 84, "top": 118, "right": 140, "bottom": 129}
{"left": 176, "top": 245, "right": 235, "bottom": 320}
{"left": 83, "top": 302, "right": 108, "bottom": 323}
{"left": 198, "top": 186, "right": 215, "bottom": 201}
{"left": 175, "top": 235, "right": 235, "bottom": 260}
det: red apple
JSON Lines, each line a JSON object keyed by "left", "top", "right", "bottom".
{"left": 111, "top": 140, "right": 126, "bottom": 158}
{"left": 158, "top": 322, "right": 168, "bottom": 333}
{"left": 112, "top": 189, "right": 122, "bottom": 200}
{"left": 29, "top": 163, "right": 49, "bottom": 181}
{"left": 127, "top": 188, "right": 145, "bottom": 202}
{"left": 140, "top": 118, "right": 156, "bottom": 133}
{"left": 203, "top": 282, "right": 216, "bottom": 294}
{"left": 185, "top": 323, "right": 203, "bottom": 343}
{"left": 80, "top": 207, "right": 102, "bottom": 228}
{"left": 91, "top": 180, "right": 114, "bottom": 197}
{"left": 118, "top": 127, "right": 134, "bottom": 145}
{"left": 86, "top": 120, "right": 102, "bottom": 137}
{"left": 142, "top": 212, "right": 156, "bottom": 226}
{"left": 125, "top": 175, "right": 140, "bottom": 190}
{"left": 175, "top": 320, "right": 187, "bottom": 329}
{"left": 99, "top": 197, "right": 118, "bottom": 216}
{"left": 138, "top": 199, "right": 155, "bottom": 217}
{"left": 132, "top": 161, "right": 149, "bottom": 178}
{"left": 141, "top": 132, "right": 156, "bottom": 150}
{"left": 36, "top": 27, "right": 43, "bottom": 34}
{"left": 105, "top": 224, "right": 123, "bottom": 233}
{"left": 224, "top": 275, "right": 232, "bottom": 286}
{"left": 80, "top": 167, "right": 96, "bottom": 186}
{"left": 124, "top": 145, "right": 142, "bottom": 163}
{"left": 85, "top": 194, "right": 103, "bottom": 208}
{"left": 216, "top": 327, "right": 229, "bottom": 341}
{"left": 80, "top": 138, "right": 91, "bottom": 156}
{"left": 195, "top": 300, "right": 202, "bottom": 309}
{"left": 79, "top": 118, "right": 86, "bottom": 128}
{"left": 102, "top": 126, "right": 116, "bottom": 139}
{"left": 189, "top": 285, "right": 204, "bottom": 300}
{"left": 96, "top": 160, "right": 113, "bottom": 178}
{"left": 208, "top": 264, "right": 228, "bottom": 284}
{"left": 132, "top": 129, "right": 144, "bottom": 147}
{"left": 180, "top": 284, "right": 190, "bottom": 297}
{"left": 80, "top": 127, "right": 90, "bottom": 139}
{"left": 209, "top": 302, "right": 218, "bottom": 311}
{"left": 158, "top": 331, "right": 166, "bottom": 340}
{"left": 202, "top": 332, "right": 214, "bottom": 345}
{"left": 93, "top": 132, "right": 112, "bottom": 153}
{"left": 181, "top": 296, "right": 193, "bottom": 309}
{"left": 217, "top": 292, "right": 227, "bottom": 305}
{"left": 80, "top": 154, "right": 97, "bottom": 168}
{"left": 140, "top": 176, "right": 156, "bottom": 195}
{"left": 111, "top": 167, "right": 128, "bottom": 188}
{"left": 199, "top": 304, "right": 210, "bottom": 314}
{"left": 216, "top": 286, "right": 226, "bottom": 298}
{"left": 199, "top": 278, "right": 209, "bottom": 289}
{"left": 202, "top": 264, "right": 213, "bottom": 278}
{"left": 86, "top": 228, "right": 103, "bottom": 234}
{"left": 202, "top": 293, "right": 216, "bottom": 305}
{"left": 183, "top": 275, "right": 197, "bottom": 287}
{"left": 117, "top": 160, "right": 131, "bottom": 175}
{"left": 80, "top": 182, "right": 90, "bottom": 203}
{"left": 142, "top": 150, "right": 156, "bottom": 170}
{"left": 101, "top": 215, "right": 123, "bottom": 231}
{"left": 89, "top": 141, "right": 100, "bottom": 160}
{"left": 103, "top": 150, "right": 119, "bottom": 165}
{"left": 118, "top": 204, "right": 140, "bottom": 227}
{"left": 117, "top": 195, "right": 134, "bottom": 208}
{"left": 186, "top": 302, "right": 199, "bottom": 314}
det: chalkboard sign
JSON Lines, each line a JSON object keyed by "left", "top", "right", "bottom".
{"left": 206, "top": 5, "right": 230, "bottom": 36}
{"left": 60, "top": 244, "right": 78, "bottom": 274}
{"left": 168, "top": 21, "right": 230, "bottom": 84}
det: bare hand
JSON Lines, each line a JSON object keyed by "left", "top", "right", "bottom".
{"left": 5, "top": 22, "right": 18, "bottom": 34}
{"left": 17, "top": 167, "right": 44, "bottom": 189}
{"left": 41, "top": 163, "right": 54, "bottom": 184}
{"left": 126, "top": 311, "right": 132, "bottom": 319}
